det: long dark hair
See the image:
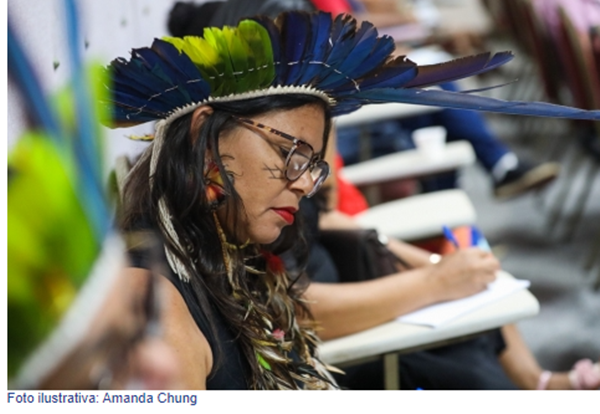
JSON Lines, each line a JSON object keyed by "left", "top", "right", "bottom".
{"left": 121, "top": 93, "right": 332, "bottom": 388}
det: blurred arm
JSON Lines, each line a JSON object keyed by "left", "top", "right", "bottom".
{"left": 138, "top": 269, "right": 212, "bottom": 390}
{"left": 305, "top": 248, "right": 499, "bottom": 340}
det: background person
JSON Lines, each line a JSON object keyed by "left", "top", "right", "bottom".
{"left": 293, "top": 131, "right": 600, "bottom": 390}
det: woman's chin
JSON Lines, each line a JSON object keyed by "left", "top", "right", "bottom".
{"left": 249, "top": 225, "right": 286, "bottom": 245}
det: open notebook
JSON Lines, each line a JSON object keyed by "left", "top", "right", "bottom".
{"left": 397, "top": 277, "right": 531, "bottom": 328}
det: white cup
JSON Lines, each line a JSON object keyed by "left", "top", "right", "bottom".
{"left": 413, "top": 126, "right": 446, "bottom": 160}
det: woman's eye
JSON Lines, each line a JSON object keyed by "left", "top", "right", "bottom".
{"left": 279, "top": 147, "right": 290, "bottom": 159}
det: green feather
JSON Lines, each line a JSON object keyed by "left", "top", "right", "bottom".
{"left": 163, "top": 36, "right": 222, "bottom": 87}
{"left": 237, "top": 20, "right": 275, "bottom": 89}
{"left": 223, "top": 26, "right": 248, "bottom": 94}
{"left": 163, "top": 20, "right": 275, "bottom": 97}
{"left": 203, "top": 28, "right": 233, "bottom": 96}
{"left": 257, "top": 352, "right": 272, "bottom": 371}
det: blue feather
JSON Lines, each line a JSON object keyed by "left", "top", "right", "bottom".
{"left": 106, "top": 40, "right": 213, "bottom": 123}
{"left": 351, "top": 56, "right": 418, "bottom": 91}
{"left": 109, "top": 59, "right": 179, "bottom": 113}
{"left": 64, "top": 0, "right": 109, "bottom": 241}
{"left": 317, "top": 14, "right": 357, "bottom": 87}
{"left": 341, "top": 88, "right": 600, "bottom": 120}
{"left": 297, "top": 12, "right": 333, "bottom": 85}
{"left": 9, "top": 2, "right": 111, "bottom": 244}
{"left": 318, "top": 22, "right": 380, "bottom": 89}
{"left": 351, "top": 35, "right": 396, "bottom": 78}
{"left": 111, "top": 87, "right": 175, "bottom": 117}
{"left": 280, "top": 12, "right": 311, "bottom": 85}
{"left": 117, "top": 54, "right": 187, "bottom": 98}
{"left": 322, "top": 36, "right": 397, "bottom": 96}
{"left": 404, "top": 52, "right": 515, "bottom": 88}
{"left": 132, "top": 48, "right": 192, "bottom": 102}
{"left": 330, "top": 13, "right": 355, "bottom": 44}
{"left": 7, "top": 22, "right": 62, "bottom": 142}
{"left": 150, "top": 39, "right": 211, "bottom": 98}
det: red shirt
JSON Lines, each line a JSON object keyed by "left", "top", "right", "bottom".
{"left": 310, "top": 0, "right": 352, "bottom": 14}
{"left": 335, "top": 154, "right": 369, "bottom": 215}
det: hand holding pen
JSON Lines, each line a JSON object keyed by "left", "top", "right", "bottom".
{"left": 430, "top": 225, "right": 499, "bottom": 299}
{"left": 442, "top": 225, "right": 461, "bottom": 250}
{"left": 442, "top": 225, "right": 491, "bottom": 252}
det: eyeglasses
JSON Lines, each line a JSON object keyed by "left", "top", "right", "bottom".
{"left": 235, "top": 117, "right": 330, "bottom": 198}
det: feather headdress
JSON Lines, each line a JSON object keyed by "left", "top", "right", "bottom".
{"left": 101, "top": 10, "right": 600, "bottom": 390}
{"left": 104, "top": 10, "right": 599, "bottom": 283}
{"left": 105, "top": 11, "right": 600, "bottom": 125}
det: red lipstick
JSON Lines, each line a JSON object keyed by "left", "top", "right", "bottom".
{"left": 272, "top": 207, "right": 297, "bottom": 224}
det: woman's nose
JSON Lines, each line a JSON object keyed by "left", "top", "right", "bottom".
{"left": 288, "top": 169, "right": 315, "bottom": 197}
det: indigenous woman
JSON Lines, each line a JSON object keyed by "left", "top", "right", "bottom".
{"left": 120, "top": 94, "right": 335, "bottom": 389}
{"left": 105, "top": 11, "right": 599, "bottom": 390}
{"left": 112, "top": 26, "right": 336, "bottom": 389}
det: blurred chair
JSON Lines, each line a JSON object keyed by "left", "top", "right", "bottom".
{"left": 518, "top": 0, "right": 564, "bottom": 103}
{"left": 591, "top": 26, "right": 600, "bottom": 76}
{"left": 543, "top": 6, "right": 600, "bottom": 243}
{"left": 493, "top": 0, "right": 544, "bottom": 103}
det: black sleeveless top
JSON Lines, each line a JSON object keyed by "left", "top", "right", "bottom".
{"left": 129, "top": 248, "right": 252, "bottom": 389}
{"left": 299, "top": 197, "right": 340, "bottom": 284}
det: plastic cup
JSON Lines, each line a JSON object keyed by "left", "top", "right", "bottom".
{"left": 413, "top": 126, "right": 446, "bottom": 160}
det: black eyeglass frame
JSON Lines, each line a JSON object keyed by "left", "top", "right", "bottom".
{"left": 234, "top": 117, "right": 330, "bottom": 198}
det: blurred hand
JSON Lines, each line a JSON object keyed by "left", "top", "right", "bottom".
{"left": 428, "top": 248, "right": 500, "bottom": 302}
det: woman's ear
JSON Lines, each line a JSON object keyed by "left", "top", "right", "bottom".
{"left": 190, "top": 105, "right": 214, "bottom": 143}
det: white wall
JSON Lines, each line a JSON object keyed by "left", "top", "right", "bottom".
{"left": 8, "top": 0, "right": 209, "bottom": 166}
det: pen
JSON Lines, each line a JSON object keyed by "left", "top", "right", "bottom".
{"left": 442, "top": 225, "right": 460, "bottom": 249}
{"left": 471, "top": 226, "right": 491, "bottom": 251}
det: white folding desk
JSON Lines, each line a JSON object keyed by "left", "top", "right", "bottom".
{"left": 318, "top": 271, "right": 540, "bottom": 389}
{"left": 355, "top": 189, "right": 477, "bottom": 241}
{"left": 340, "top": 140, "right": 475, "bottom": 187}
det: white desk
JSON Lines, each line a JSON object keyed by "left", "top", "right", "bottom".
{"left": 319, "top": 271, "right": 540, "bottom": 389}
{"left": 340, "top": 140, "right": 475, "bottom": 187}
{"left": 355, "top": 189, "right": 477, "bottom": 241}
